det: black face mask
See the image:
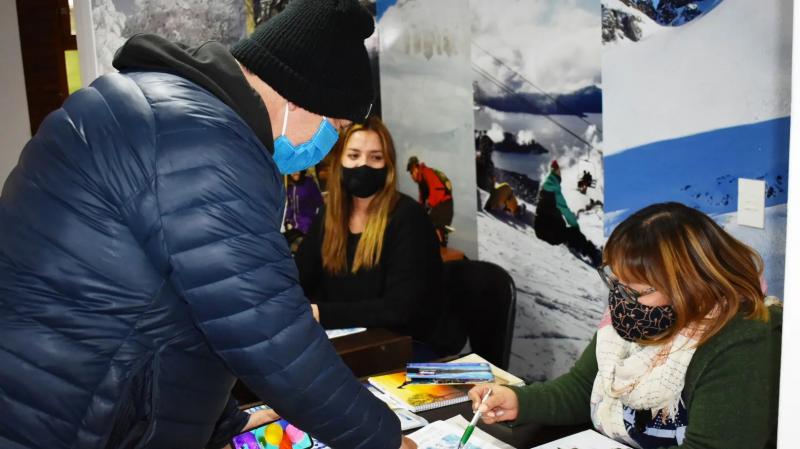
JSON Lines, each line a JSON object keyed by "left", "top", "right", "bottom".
{"left": 341, "top": 165, "right": 388, "bottom": 198}
{"left": 609, "top": 290, "right": 676, "bottom": 342}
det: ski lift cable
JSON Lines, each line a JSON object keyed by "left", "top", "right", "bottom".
{"left": 472, "top": 64, "right": 596, "bottom": 151}
{"left": 472, "top": 40, "right": 600, "bottom": 135}
{"left": 472, "top": 64, "right": 598, "bottom": 151}
{"left": 472, "top": 40, "right": 601, "bottom": 136}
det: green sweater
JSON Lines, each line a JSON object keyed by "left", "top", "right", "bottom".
{"left": 510, "top": 307, "right": 782, "bottom": 449}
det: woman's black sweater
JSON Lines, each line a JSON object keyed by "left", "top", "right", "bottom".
{"left": 295, "top": 194, "right": 445, "bottom": 343}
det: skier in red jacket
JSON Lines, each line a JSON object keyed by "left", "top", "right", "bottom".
{"left": 407, "top": 156, "right": 454, "bottom": 246}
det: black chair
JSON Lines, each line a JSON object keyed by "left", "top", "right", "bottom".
{"left": 442, "top": 260, "right": 516, "bottom": 370}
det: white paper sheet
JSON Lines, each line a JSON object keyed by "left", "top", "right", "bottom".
{"left": 365, "top": 384, "right": 407, "bottom": 410}
{"left": 409, "top": 420, "right": 509, "bottom": 449}
{"left": 530, "top": 429, "right": 631, "bottom": 449}
{"left": 396, "top": 408, "right": 429, "bottom": 431}
{"left": 363, "top": 385, "right": 428, "bottom": 430}
{"left": 444, "top": 416, "right": 515, "bottom": 449}
{"left": 325, "top": 327, "right": 367, "bottom": 339}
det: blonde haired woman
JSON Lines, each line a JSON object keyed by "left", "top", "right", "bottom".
{"left": 469, "top": 202, "right": 781, "bottom": 449}
{"left": 295, "top": 117, "right": 448, "bottom": 359}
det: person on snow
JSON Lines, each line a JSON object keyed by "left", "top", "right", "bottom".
{"left": 534, "top": 160, "right": 602, "bottom": 267}
{"left": 485, "top": 183, "right": 525, "bottom": 218}
{"left": 407, "top": 156, "right": 454, "bottom": 246}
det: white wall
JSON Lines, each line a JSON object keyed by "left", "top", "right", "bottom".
{"left": 777, "top": 1, "right": 800, "bottom": 446}
{"left": 74, "top": 0, "right": 98, "bottom": 87}
{"left": 0, "top": 0, "right": 30, "bottom": 186}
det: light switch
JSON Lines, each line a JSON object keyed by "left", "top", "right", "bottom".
{"left": 737, "top": 178, "right": 765, "bottom": 229}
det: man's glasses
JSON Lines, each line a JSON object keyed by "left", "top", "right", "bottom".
{"left": 597, "top": 265, "right": 657, "bottom": 304}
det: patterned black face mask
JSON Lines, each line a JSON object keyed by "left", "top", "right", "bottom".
{"left": 609, "top": 290, "right": 676, "bottom": 342}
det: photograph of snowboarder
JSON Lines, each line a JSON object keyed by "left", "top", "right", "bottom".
{"left": 471, "top": 0, "right": 606, "bottom": 381}
{"left": 534, "top": 160, "right": 603, "bottom": 268}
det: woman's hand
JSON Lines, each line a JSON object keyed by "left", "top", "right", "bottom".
{"left": 467, "top": 384, "right": 519, "bottom": 425}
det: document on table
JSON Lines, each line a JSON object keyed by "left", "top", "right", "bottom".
{"left": 408, "top": 418, "right": 514, "bottom": 449}
{"left": 365, "top": 384, "right": 428, "bottom": 431}
{"left": 325, "top": 327, "right": 367, "bottom": 339}
{"left": 444, "top": 416, "right": 514, "bottom": 449}
{"left": 530, "top": 429, "right": 632, "bottom": 449}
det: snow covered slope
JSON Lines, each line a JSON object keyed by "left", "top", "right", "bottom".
{"left": 478, "top": 190, "right": 606, "bottom": 381}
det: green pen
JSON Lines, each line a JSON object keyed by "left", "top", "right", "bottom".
{"left": 457, "top": 387, "right": 492, "bottom": 449}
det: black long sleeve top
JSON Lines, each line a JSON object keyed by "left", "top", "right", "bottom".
{"left": 295, "top": 194, "right": 445, "bottom": 343}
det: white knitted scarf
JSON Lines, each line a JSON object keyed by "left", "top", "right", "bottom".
{"left": 590, "top": 308, "right": 698, "bottom": 448}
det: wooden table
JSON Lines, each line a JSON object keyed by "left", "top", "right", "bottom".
{"left": 239, "top": 381, "right": 587, "bottom": 449}
{"left": 331, "top": 328, "right": 412, "bottom": 377}
{"left": 232, "top": 328, "right": 412, "bottom": 403}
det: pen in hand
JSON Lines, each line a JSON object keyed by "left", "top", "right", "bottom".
{"left": 457, "top": 387, "right": 492, "bottom": 449}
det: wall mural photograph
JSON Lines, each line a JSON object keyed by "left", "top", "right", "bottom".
{"left": 471, "top": 0, "right": 606, "bottom": 382}
{"left": 377, "top": 0, "right": 479, "bottom": 257}
{"left": 83, "top": 0, "right": 792, "bottom": 385}
{"left": 91, "top": 0, "right": 248, "bottom": 75}
{"left": 602, "top": 0, "right": 792, "bottom": 298}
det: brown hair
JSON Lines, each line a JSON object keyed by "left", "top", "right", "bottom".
{"left": 322, "top": 117, "right": 399, "bottom": 275}
{"left": 604, "top": 202, "right": 769, "bottom": 346}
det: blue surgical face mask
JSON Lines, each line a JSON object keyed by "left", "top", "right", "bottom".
{"left": 272, "top": 103, "right": 339, "bottom": 175}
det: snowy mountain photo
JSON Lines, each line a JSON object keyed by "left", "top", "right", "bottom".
{"left": 475, "top": 84, "right": 602, "bottom": 117}
{"left": 602, "top": 0, "right": 791, "bottom": 298}
{"left": 471, "top": 0, "right": 606, "bottom": 381}
{"left": 617, "top": 0, "right": 725, "bottom": 27}
{"left": 378, "top": 0, "right": 478, "bottom": 256}
{"left": 477, "top": 190, "right": 606, "bottom": 381}
{"left": 91, "top": 0, "right": 247, "bottom": 76}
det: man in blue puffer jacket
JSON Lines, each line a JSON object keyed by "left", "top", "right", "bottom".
{"left": 0, "top": 1, "right": 413, "bottom": 448}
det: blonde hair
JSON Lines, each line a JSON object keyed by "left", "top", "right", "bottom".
{"left": 604, "top": 202, "right": 769, "bottom": 346}
{"left": 322, "top": 117, "right": 399, "bottom": 275}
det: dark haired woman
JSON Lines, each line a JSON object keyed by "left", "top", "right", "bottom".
{"left": 295, "top": 117, "right": 450, "bottom": 359}
{"left": 469, "top": 202, "right": 781, "bottom": 449}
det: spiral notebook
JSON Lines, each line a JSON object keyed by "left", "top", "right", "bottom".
{"left": 367, "top": 372, "right": 472, "bottom": 412}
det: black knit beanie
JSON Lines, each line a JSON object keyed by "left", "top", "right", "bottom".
{"left": 231, "top": 0, "right": 376, "bottom": 123}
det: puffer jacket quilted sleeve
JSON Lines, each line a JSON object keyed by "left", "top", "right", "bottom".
{"left": 0, "top": 69, "right": 400, "bottom": 448}
{"left": 53, "top": 72, "right": 400, "bottom": 449}
{"left": 124, "top": 73, "right": 401, "bottom": 448}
